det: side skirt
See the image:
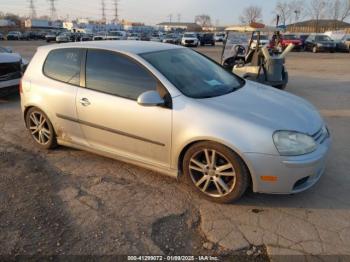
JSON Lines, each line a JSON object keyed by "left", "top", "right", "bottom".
{"left": 57, "top": 138, "right": 179, "bottom": 178}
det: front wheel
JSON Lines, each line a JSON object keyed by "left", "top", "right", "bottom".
{"left": 182, "top": 142, "right": 249, "bottom": 203}
{"left": 26, "top": 107, "right": 57, "bottom": 150}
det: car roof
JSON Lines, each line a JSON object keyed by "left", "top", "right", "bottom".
{"left": 38, "top": 40, "right": 183, "bottom": 55}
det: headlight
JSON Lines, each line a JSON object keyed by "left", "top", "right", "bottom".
{"left": 273, "top": 131, "right": 317, "bottom": 156}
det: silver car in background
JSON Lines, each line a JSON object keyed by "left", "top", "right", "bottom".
{"left": 20, "top": 41, "right": 330, "bottom": 203}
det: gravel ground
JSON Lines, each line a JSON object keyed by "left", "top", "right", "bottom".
{"left": 0, "top": 40, "right": 349, "bottom": 261}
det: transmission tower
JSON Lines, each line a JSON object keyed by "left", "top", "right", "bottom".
{"left": 28, "top": 0, "right": 37, "bottom": 19}
{"left": 113, "top": 0, "right": 119, "bottom": 22}
{"left": 101, "top": 0, "right": 106, "bottom": 23}
{"left": 48, "top": 0, "right": 57, "bottom": 20}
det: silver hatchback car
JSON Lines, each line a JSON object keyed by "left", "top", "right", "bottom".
{"left": 21, "top": 41, "right": 331, "bottom": 203}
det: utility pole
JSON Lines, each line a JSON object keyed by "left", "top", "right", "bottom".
{"left": 29, "top": 0, "right": 37, "bottom": 19}
{"left": 177, "top": 14, "right": 181, "bottom": 23}
{"left": 168, "top": 14, "right": 173, "bottom": 23}
{"left": 113, "top": 0, "right": 119, "bottom": 22}
{"left": 48, "top": 0, "right": 57, "bottom": 20}
{"left": 101, "top": 0, "right": 106, "bottom": 24}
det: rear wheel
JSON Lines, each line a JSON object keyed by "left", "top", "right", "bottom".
{"left": 182, "top": 142, "right": 249, "bottom": 203}
{"left": 25, "top": 107, "right": 57, "bottom": 150}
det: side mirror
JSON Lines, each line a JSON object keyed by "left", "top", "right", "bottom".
{"left": 137, "top": 90, "right": 164, "bottom": 107}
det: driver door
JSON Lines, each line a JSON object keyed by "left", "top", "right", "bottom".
{"left": 76, "top": 49, "right": 172, "bottom": 168}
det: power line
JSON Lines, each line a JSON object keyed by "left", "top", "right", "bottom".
{"left": 112, "top": 0, "right": 119, "bottom": 22}
{"left": 101, "top": 0, "right": 106, "bottom": 23}
{"left": 28, "top": 0, "right": 37, "bottom": 18}
{"left": 47, "top": 0, "right": 57, "bottom": 20}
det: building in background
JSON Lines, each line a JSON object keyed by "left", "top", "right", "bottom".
{"left": 287, "top": 20, "right": 350, "bottom": 33}
{"left": 121, "top": 20, "right": 153, "bottom": 32}
{"left": 24, "top": 19, "right": 62, "bottom": 29}
{"left": 0, "top": 19, "right": 16, "bottom": 27}
{"left": 157, "top": 22, "right": 202, "bottom": 32}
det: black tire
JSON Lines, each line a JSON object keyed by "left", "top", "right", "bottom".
{"left": 25, "top": 107, "right": 58, "bottom": 150}
{"left": 182, "top": 141, "right": 249, "bottom": 203}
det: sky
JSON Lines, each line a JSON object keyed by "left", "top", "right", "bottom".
{"left": 1, "top": 0, "right": 283, "bottom": 25}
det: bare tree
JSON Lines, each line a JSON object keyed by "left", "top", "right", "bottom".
{"left": 307, "top": 0, "right": 329, "bottom": 32}
{"left": 328, "top": 0, "right": 350, "bottom": 21}
{"left": 275, "top": 1, "right": 292, "bottom": 25}
{"left": 308, "top": 0, "right": 327, "bottom": 20}
{"left": 195, "top": 14, "right": 212, "bottom": 27}
{"left": 239, "top": 6, "right": 263, "bottom": 24}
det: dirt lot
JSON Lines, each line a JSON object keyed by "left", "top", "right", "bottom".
{"left": 1, "top": 41, "right": 350, "bottom": 260}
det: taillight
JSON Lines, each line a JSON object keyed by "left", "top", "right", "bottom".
{"left": 19, "top": 79, "right": 23, "bottom": 94}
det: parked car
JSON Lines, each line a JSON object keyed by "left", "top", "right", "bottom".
{"left": 199, "top": 33, "right": 215, "bottom": 46}
{"left": 21, "top": 41, "right": 330, "bottom": 203}
{"left": 304, "top": 34, "right": 336, "bottom": 53}
{"left": 56, "top": 33, "right": 71, "bottom": 43}
{"left": 140, "top": 33, "right": 151, "bottom": 41}
{"left": 127, "top": 33, "right": 141, "bottom": 41}
{"left": 106, "top": 31, "right": 127, "bottom": 40}
{"left": 45, "top": 32, "right": 58, "bottom": 42}
{"left": 214, "top": 32, "right": 226, "bottom": 42}
{"left": 162, "top": 33, "right": 180, "bottom": 45}
{"left": 93, "top": 32, "right": 107, "bottom": 41}
{"left": 342, "top": 34, "right": 350, "bottom": 51}
{"left": 80, "top": 33, "right": 93, "bottom": 41}
{"left": 150, "top": 33, "right": 163, "bottom": 42}
{"left": 281, "top": 34, "right": 302, "bottom": 51}
{"left": 21, "top": 31, "right": 41, "bottom": 40}
{"left": 6, "top": 31, "right": 22, "bottom": 40}
{"left": 181, "top": 32, "right": 199, "bottom": 47}
{"left": 0, "top": 46, "right": 28, "bottom": 96}
{"left": 250, "top": 34, "right": 269, "bottom": 48}
{"left": 299, "top": 34, "right": 309, "bottom": 50}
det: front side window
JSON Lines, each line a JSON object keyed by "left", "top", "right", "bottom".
{"left": 85, "top": 50, "right": 157, "bottom": 100}
{"left": 141, "top": 48, "right": 244, "bottom": 98}
{"left": 43, "top": 48, "right": 82, "bottom": 85}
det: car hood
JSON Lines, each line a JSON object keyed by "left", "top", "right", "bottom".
{"left": 199, "top": 81, "right": 323, "bottom": 135}
{"left": 0, "top": 53, "right": 22, "bottom": 63}
{"left": 183, "top": 37, "right": 197, "bottom": 40}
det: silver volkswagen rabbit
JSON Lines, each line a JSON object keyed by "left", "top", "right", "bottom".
{"left": 20, "top": 41, "right": 330, "bottom": 203}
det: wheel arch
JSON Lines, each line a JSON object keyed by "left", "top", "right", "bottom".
{"left": 177, "top": 139, "right": 254, "bottom": 187}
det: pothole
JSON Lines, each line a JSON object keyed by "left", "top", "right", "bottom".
{"left": 151, "top": 211, "right": 207, "bottom": 255}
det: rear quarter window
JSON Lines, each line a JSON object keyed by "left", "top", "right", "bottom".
{"left": 43, "top": 48, "right": 82, "bottom": 86}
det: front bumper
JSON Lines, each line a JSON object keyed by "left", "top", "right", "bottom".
{"left": 244, "top": 136, "right": 331, "bottom": 194}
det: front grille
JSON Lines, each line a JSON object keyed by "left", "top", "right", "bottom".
{"left": 0, "top": 62, "right": 21, "bottom": 81}
{"left": 185, "top": 40, "right": 194, "bottom": 44}
{"left": 312, "top": 126, "right": 329, "bottom": 144}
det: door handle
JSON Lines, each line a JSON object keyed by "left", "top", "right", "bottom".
{"left": 79, "top": 98, "right": 91, "bottom": 106}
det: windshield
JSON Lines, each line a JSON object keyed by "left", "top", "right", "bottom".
{"left": 184, "top": 33, "right": 196, "bottom": 38}
{"left": 316, "top": 35, "right": 332, "bottom": 41}
{"left": 284, "top": 35, "right": 299, "bottom": 40}
{"left": 141, "top": 48, "right": 243, "bottom": 98}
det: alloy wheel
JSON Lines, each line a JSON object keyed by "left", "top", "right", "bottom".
{"left": 28, "top": 111, "right": 51, "bottom": 145}
{"left": 189, "top": 149, "right": 236, "bottom": 198}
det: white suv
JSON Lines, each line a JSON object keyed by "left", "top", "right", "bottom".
{"left": 181, "top": 32, "right": 199, "bottom": 47}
